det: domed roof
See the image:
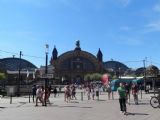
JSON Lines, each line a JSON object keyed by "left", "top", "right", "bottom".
{"left": 135, "top": 67, "right": 145, "bottom": 76}
{"left": 103, "top": 60, "right": 129, "bottom": 71}
{"left": 146, "top": 65, "right": 159, "bottom": 76}
{"left": 58, "top": 50, "right": 98, "bottom": 61}
{"left": 0, "top": 57, "right": 37, "bottom": 71}
{"left": 147, "top": 65, "right": 159, "bottom": 71}
{"left": 56, "top": 40, "right": 98, "bottom": 64}
{"left": 55, "top": 50, "right": 101, "bottom": 71}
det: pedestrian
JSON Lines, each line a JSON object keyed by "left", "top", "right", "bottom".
{"left": 32, "top": 85, "right": 37, "bottom": 102}
{"left": 66, "top": 85, "right": 71, "bottom": 102}
{"left": 71, "top": 85, "right": 77, "bottom": 100}
{"left": 44, "top": 87, "right": 51, "bottom": 105}
{"left": 131, "top": 83, "right": 139, "bottom": 105}
{"left": 117, "top": 83, "right": 127, "bottom": 115}
{"left": 83, "top": 85, "right": 86, "bottom": 95}
{"left": 125, "top": 83, "right": 130, "bottom": 104}
{"left": 53, "top": 87, "right": 57, "bottom": 98}
{"left": 146, "top": 85, "right": 150, "bottom": 93}
{"left": 58, "top": 86, "right": 62, "bottom": 96}
{"left": 91, "top": 85, "right": 95, "bottom": 100}
{"left": 106, "top": 84, "right": 111, "bottom": 100}
{"left": 48, "top": 85, "right": 52, "bottom": 96}
{"left": 86, "top": 85, "right": 91, "bottom": 100}
{"left": 35, "top": 86, "right": 44, "bottom": 106}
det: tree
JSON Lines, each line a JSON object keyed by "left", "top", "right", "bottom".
{"left": 84, "top": 73, "right": 102, "bottom": 82}
{"left": 0, "top": 73, "right": 6, "bottom": 80}
{"left": 84, "top": 74, "right": 92, "bottom": 82}
{"left": 91, "top": 73, "right": 102, "bottom": 81}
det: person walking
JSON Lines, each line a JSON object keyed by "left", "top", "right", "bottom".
{"left": 125, "top": 83, "right": 130, "bottom": 104}
{"left": 66, "top": 85, "right": 71, "bottom": 102}
{"left": 91, "top": 85, "right": 95, "bottom": 100}
{"left": 71, "top": 85, "right": 77, "bottom": 100}
{"left": 131, "top": 83, "right": 139, "bottom": 105}
{"left": 106, "top": 84, "right": 112, "bottom": 100}
{"left": 35, "top": 86, "right": 44, "bottom": 106}
{"left": 64, "top": 85, "right": 67, "bottom": 102}
{"left": 43, "top": 87, "right": 51, "bottom": 105}
{"left": 86, "top": 85, "right": 91, "bottom": 100}
{"left": 117, "top": 83, "right": 127, "bottom": 115}
{"left": 32, "top": 85, "right": 37, "bottom": 103}
{"left": 53, "top": 87, "right": 58, "bottom": 98}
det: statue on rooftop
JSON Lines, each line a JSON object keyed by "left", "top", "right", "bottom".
{"left": 75, "top": 40, "right": 81, "bottom": 51}
{"left": 76, "top": 40, "right": 80, "bottom": 48}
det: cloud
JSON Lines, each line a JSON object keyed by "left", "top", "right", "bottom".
{"left": 119, "top": 0, "right": 131, "bottom": 7}
{"left": 120, "top": 26, "right": 131, "bottom": 31}
{"left": 120, "top": 38, "right": 143, "bottom": 46}
{"left": 113, "top": 35, "right": 143, "bottom": 46}
{"left": 144, "top": 21, "right": 160, "bottom": 32}
{"left": 153, "top": 3, "right": 160, "bottom": 12}
{"left": 0, "top": 0, "right": 46, "bottom": 7}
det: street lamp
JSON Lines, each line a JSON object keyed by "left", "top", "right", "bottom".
{"left": 17, "top": 51, "right": 22, "bottom": 96}
{"left": 44, "top": 44, "right": 49, "bottom": 106}
{"left": 143, "top": 60, "right": 147, "bottom": 93}
{"left": 119, "top": 67, "right": 121, "bottom": 79}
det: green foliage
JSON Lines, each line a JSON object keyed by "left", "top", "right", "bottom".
{"left": 111, "top": 75, "right": 118, "bottom": 79}
{"left": 0, "top": 73, "right": 6, "bottom": 80}
{"left": 84, "top": 74, "right": 91, "bottom": 81}
{"left": 84, "top": 73, "right": 102, "bottom": 82}
{"left": 127, "top": 74, "right": 137, "bottom": 77}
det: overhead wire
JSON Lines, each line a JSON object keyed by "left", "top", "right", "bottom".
{"left": 0, "top": 49, "right": 45, "bottom": 59}
{"left": 1, "top": 48, "right": 160, "bottom": 67}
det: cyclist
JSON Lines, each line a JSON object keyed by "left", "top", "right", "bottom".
{"left": 150, "top": 88, "right": 160, "bottom": 108}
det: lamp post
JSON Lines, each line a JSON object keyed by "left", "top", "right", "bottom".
{"left": 44, "top": 44, "right": 49, "bottom": 106}
{"left": 143, "top": 60, "right": 146, "bottom": 93}
{"left": 17, "top": 51, "right": 22, "bottom": 96}
{"left": 119, "top": 67, "right": 121, "bottom": 79}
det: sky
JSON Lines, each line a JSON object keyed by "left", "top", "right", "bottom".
{"left": 0, "top": 0, "right": 160, "bottom": 69}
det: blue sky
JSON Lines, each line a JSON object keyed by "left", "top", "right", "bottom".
{"left": 0, "top": 0, "right": 160, "bottom": 69}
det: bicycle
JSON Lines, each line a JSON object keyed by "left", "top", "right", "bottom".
{"left": 150, "top": 89, "right": 160, "bottom": 108}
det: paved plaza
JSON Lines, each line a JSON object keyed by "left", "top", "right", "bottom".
{"left": 0, "top": 91, "right": 160, "bottom": 120}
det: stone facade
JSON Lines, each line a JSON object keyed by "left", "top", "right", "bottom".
{"left": 50, "top": 41, "right": 103, "bottom": 84}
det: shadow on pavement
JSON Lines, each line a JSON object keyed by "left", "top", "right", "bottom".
{"left": 126, "top": 112, "right": 149, "bottom": 116}
{"left": 0, "top": 107, "right": 6, "bottom": 109}
{"left": 17, "top": 102, "right": 27, "bottom": 108}
{"left": 129, "top": 102, "right": 150, "bottom": 105}
{"left": 96, "top": 99, "right": 106, "bottom": 101}
{"left": 50, "top": 105, "right": 92, "bottom": 109}
{"left": 138, "top": 103, "right": 150, "bottom": 105}
{"left": 69, "top": 101, "right": 79, "bottom": 103}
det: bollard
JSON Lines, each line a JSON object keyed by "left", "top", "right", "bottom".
{"left": 29, "top": 93, "right": 31, "bottom": 103}
{"left": 81, "top": 92, "right": 83, "bottom": 101}
{"left": 141, "top": 89, "right": 142, "bottom": 99}
{"left": 10, "top": 94, "right": 12, "bottom": 104}
{"left": 112, "top": 91, "right": 114, "bottom": 100}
